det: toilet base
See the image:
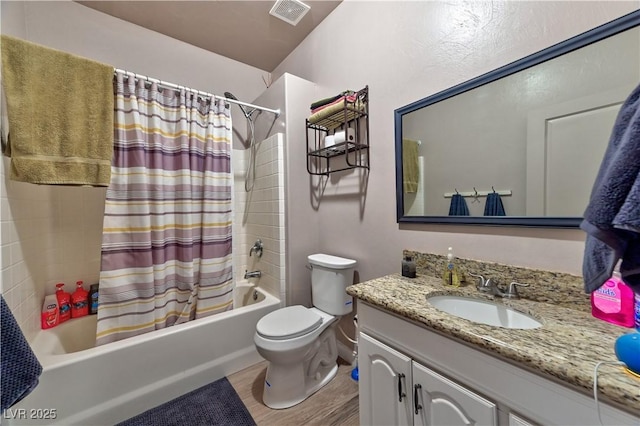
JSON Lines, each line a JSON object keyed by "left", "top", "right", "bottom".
{"left": 262, "top": 361, "right": 338, "bottom": 409}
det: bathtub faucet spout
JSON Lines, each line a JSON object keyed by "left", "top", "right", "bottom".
{"left": 244, "top": 270, "right": 262, "bottom": 279}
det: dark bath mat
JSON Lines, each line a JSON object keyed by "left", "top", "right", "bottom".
{"left": 117, "top": 377, "right": 256, "bottom": 426}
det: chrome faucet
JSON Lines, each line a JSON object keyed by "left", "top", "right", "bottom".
{"left": 469, "top": 273, "right": 505, "bottom": 297}
{"left": 468, "top": 273, "right": 528, "bottom": 299}
{"left": 249, "top": 239, "right": 263, "bottom": 258}
{"left": 244, "top": 270, "right": 261, "bottom": 279}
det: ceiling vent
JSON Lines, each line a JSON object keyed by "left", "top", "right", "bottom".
{"left": 269, "top": 0, "right": 311, "bottom": 26}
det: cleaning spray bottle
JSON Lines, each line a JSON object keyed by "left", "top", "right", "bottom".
{"left": 591, "top": 270, "right": 635, "bottom": 327}
{"left": 442, "top": 247, "right": 461, "bottom": 287}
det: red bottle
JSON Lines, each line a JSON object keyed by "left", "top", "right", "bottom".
{"left": 56, "top": 283, "right": 71, "bottom": 323}
{"left": 71, "top": 280, "right": 89, "bottom": 318}
{"left": 41, "top": 294, "right": 59, "bottom": 329}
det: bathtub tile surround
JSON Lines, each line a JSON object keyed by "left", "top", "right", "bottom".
{"left": 403, "top": 249, "right": 590, "bottom": 310}
{"left": 0, "top": 154, "right": 105, "bottom": 339}
{"left": 234, "top": 133, "right": 286, "bottom": 302}
{"left": 346, "top": 274, "right": 639, "bottom": 416}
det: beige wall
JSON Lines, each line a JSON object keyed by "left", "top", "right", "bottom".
{"left": 0, "top": 0, "right": 270, "bottom": 336}
{"left": 272, "top": 0, "right": 640, "bottom": 283}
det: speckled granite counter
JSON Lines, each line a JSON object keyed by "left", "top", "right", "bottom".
{"left": 346, "top": 273, "right": 640, "bottom": 414}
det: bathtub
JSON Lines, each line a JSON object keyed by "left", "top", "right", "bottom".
{"left": 5, "top": 283, "right": 280, "bottom": 426}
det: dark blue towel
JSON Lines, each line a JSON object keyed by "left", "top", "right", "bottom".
{"left": 448, "top": 193, "right": 469, "bottom": 216}
{"left": 1, "top": 296, "right": 42, "bottom": 410}
{"left": 581, "top": 82, "right": 640, "bottom": 294}
{"left": 484, "top": 192, "right": 506, "bottom": 216}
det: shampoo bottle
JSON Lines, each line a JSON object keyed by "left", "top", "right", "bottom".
{"left": 55, "top": 282, "right": 71, "bottom": 323}
{"left": 71, "top": 280, "right": 89, "bottom": 318}
{"left": 591, "top": 272, "right": 635, "bottom": 327}
{"left": 89, "top": 283, "right": 99, "bottom": 315}
{"left": 442, "top": 247, "right": 461, "bottom": 287}
{"left": 41, "top": 294, "right": 59, "bottom": 329}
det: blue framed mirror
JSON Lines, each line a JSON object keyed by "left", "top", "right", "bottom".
{"left": 395, "top": 10, "right": 640, "bottom": 227}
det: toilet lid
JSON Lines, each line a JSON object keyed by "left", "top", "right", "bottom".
{"left": 256, "top": 305, "right": 322, "bottom": 340}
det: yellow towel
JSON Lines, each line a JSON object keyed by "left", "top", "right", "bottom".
{"left": 1, "top": 35, "right": 114, "bottom": 186}
{"left": 403, "top": 139, "right": 420, "bottom": 193}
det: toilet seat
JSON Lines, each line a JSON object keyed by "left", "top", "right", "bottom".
{"left": 256, "top": 305, "right": 322, "bottom": 340}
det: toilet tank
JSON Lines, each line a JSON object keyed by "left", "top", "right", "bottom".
{"left": 308, "top": 254, "right": 357, "bottom": 316}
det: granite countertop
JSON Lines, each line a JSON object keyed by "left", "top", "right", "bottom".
{"left": 346, "top": 273, "right": 640, "bottom": 414}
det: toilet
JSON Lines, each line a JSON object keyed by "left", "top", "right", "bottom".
{"left": 254, "top": 253, "right": 356, "bottom": 409}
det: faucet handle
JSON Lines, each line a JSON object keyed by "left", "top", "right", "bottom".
{"left": 468, "top": 273, "right": 486, "bottom": 289}
{"left": 504, "top": 282, "right": 529, "bottom": 299}
{"left": 249, "top": 239, "right": 263, "bottom": 257}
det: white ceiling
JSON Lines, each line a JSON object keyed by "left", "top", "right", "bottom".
{"left": 75, "top": 0, "right": 342, "bottom": 72}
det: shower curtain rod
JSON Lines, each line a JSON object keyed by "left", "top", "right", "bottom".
{"left": 114, "top": 68, "right": 280, "bottom": 117}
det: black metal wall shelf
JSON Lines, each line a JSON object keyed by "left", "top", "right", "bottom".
{"left": 306, "top": 86, "right": 369, "bottom": 176}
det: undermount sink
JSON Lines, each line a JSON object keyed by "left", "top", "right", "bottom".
{"left": 427, "top": 295, "right": 542, "bottom": 329}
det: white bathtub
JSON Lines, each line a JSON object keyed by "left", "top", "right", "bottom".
{"left": 6, "top": 283, "right": 280, "bottom": 426}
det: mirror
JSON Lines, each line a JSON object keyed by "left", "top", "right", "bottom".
{"left": 395, "top": 11, "right": 640, "bottom": 227}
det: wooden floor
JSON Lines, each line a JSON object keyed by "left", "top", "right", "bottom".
{"left": 228, "top": 359, "right": 359, "bottom": 426}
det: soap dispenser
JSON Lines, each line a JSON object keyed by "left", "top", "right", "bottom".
{"left": 442, "top": 247, "right": 461, "bottom": 287}
{"left": 402, "top": 255, "right": 417, "bottom": 278}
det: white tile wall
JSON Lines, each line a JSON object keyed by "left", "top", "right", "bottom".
{"left": 0, "top": 156, "right": 105, "bottom": 339}
{"left": 233, "top": 133, "right": 286, "bottom": 302}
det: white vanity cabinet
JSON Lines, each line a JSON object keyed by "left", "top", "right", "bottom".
{"left": 359, "top": 332, "right": 497, "bottom": 426}
{"left": 357, "top": 302, "right": 639, "bottom": 426}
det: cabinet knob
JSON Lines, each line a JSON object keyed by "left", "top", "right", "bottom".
{"left": 397, "top": 373, "right": 406, "bottom": 402}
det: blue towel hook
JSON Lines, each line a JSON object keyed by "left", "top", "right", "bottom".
{"left": 492, "top": 186, "right": 496, "bottom": 193}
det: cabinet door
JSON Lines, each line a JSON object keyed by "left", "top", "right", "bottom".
{"left": 412, "top": 362, "right": 497, "bottom": 426}
{"left": 359, "top": 333, "right": 412, "bottom": 426}
{"left": 509, "top": 412, "right": 536, "bottom": 426}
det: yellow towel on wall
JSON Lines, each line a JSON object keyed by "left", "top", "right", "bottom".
{"left": 403, "top": 139, "right": 420, "bottom": 193}
{"left": 1, "top": 35, "right": 114, "bottom": 186}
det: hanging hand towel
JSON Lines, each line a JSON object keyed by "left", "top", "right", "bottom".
{"left": 1, "top": 295, "right": 43, "bottom": 410}
{"left": 581, "top": 82, "right": 640, "bottom": 294}
{"left": 484, "top": 192, "right": 506, "bottom": 216}
{"left": 448, "top": 193, "right": 469, "bottom": 216}
{"left": 1, "top": 35, "right": 114, "bottom": 186}
{"left": 402, "top": 139, "right": 419, "bottom": 193}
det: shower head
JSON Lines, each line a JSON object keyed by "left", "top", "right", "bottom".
{"left": 224, "top": 91, "right": 252, "bottom": 118}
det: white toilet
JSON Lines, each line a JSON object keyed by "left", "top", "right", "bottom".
{"left": 254, "top": 253, "right": 356, "bottom": 409}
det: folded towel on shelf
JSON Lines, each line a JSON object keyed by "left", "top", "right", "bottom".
{"left": 1, "top": 295, "right": 43, "bottom": 410}
{"left": 311, "top": 93, "right": 357, "bottom": 114}
{"left": 484, "top": 192, "right": 506, "bottom": 216}
{"left": 310, "top": 90, "right": 355, "bottom": 111}
{"left": 402, "top": 139, "right": 419, "bottom": 193}
{"left": 448, "top": 193, "right": 469, "bottom": 216}
{"left": 581, "top": 82, "right": 640, "bottom": 293}
{"left": 308, "top": 99, "right": 366, "bottom": 130}
{"left": 1, "top": 35, "right": 114, "bottom": 186}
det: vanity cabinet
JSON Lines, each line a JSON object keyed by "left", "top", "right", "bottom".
{"left": 357, "top": 302, "right": 639, "bottom": 426}
{"left": 359, "top": 332, "right": 497, "bottom": 426}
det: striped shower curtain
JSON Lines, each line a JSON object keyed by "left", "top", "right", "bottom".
{"left": 96, "top": 72, "right": 233, "bottom": 345}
